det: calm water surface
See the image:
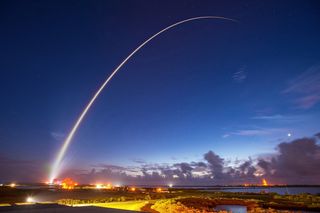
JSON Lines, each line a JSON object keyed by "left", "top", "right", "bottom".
{"left": 202, "top": 186, "right": 320, "bottom": 195}
{"left": 215, "top": 205, "right": 246, "bottom": 213}
{"left": 214, "top": 205, "right": 317, "bottom": 213}
{"left": 212, "top": 187, "right": 320, "bottom": 195}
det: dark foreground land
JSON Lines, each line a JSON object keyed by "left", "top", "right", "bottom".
{"left": 0, "top": 204, "right": 140, "bottom": 213}
{"left": 1, "top": 186, "right": 320, "bottom": 212}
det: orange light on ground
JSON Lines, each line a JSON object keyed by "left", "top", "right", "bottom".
{"left": 262, "top": 178, "right": 268, "bottom": 186}
{"left": 61, "top": 178, "right": 77, "bottom": 189}
{"left": 130, "top": 187, "right": 136, "bottom": 192}
{"left": 156, "top": 188, "right": 162, "bottom": 192}
{"left": 10, "top": 183, "right": 16, "bottom": 188}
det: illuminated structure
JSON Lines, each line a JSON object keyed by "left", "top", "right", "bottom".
{"left": 95, "top": 183, "right": 112, "bottom": 189}
{"left": 26, "top": 196, "right": 35, "bottom": 203}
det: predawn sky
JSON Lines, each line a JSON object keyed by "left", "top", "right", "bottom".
{"left": 0, "top": 0, "right": 320, "bottom": 184}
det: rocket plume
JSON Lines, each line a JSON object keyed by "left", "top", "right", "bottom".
{"left": 49, "top": 16, "right": 237, "bottom": 182}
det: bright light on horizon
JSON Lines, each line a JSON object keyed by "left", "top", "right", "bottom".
{"left": 130, "top": 187, "right": 136, "bottom": 192}
{"left": 95, "top": 184, "right": 102, "bottom": 189}
{"left": 95, "top": 183, "right": 112, "bottom": 189}
{"left": 26, "top": 196, "right": 35, "bottom": 203}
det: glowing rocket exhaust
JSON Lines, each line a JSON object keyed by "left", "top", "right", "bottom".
{"left": 49, "top": 16, "right": 237, "bottom": 182}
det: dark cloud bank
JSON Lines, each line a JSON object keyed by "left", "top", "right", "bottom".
{"left": 1, "top": 133, "right": 320, "bottom": 185}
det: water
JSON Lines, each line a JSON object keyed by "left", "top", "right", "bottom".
{"left": 215, "top": 205, "right": 246, "bottom": 213}
{"left": 214, "top": 205, "right": 317, "bottom": 213}
{"left": 202, "top": 186, "right": 320, "bottom": 195}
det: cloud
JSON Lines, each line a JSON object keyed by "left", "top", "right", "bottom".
{"left": 204, "top": 151, "right": 224, "bottom": 178}
{"left": 94, "top": 134, "right": 319, "bottom": 185}
{"left": 2, "top": 134, "right": 320, "bottom": 185}
{"left": 257, "top": 135, "right": 320, "bottom": 184}
{"left": 283, "top": 65, "right": 320, "bottom": 109}
{"left": 222, "top": 134, "right": 230, "bottom": 138}
{"left": 131, "top": 158, "right": 146, "bottom": 164}
{"left": 91, "top": 163, "right": 126, "bottom": 171}
{"left": 234, "top": 129, "right": 271, "bottom": 136}
{"left": 50, "top": 132, "right": 65, "bottom": 141}
{"left": 238, "top": 159, "right": 256, "bottom": 178}
{"left": 252, "top": 114, "right": 285, "bottom": 120}
{"left": 294, "top": 95, "right": 320, "bottom": 109}
{"left": 230, "top": 128, "right": 286, "bottom": 136}
{"left": 232, "top": 66, "right": 247, "bottom": 83}
{"left": 174, "top": 162, "right": 193, "bottom": 175}
{"left": 251, "top": 114, "right": 308, "bottom": 124}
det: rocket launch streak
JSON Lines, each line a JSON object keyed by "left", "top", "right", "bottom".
{"left": 49, "top": 16, "right": 237, "bottom": 182}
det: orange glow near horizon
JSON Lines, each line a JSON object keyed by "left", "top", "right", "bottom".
{"left": 130, "top": 187, "right": 136, "bottom": 192}
{"left": 262, "top": 178, "right": 268, "bottom": 186}
{"left": 61, "top": 178, "right": 77, "bottom": 189}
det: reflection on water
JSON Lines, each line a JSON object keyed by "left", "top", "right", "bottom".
{"left": 215, "top": 205, "right": 247, "bottom": 213}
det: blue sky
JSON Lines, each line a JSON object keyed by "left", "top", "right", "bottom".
{"left": 0, "top": 0, "right": 320, "bottom": 182}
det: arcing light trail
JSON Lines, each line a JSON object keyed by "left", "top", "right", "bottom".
{"left": 49, "top": 16, "right": 237, "bottom": 183}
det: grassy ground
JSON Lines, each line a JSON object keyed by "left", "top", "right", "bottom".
{"left": 91, "top": 201, "right": 149, "bottom": 211}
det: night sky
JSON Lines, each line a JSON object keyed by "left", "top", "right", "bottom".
{"left": 1, "top": 0, "right": 320, "bottom": 184}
